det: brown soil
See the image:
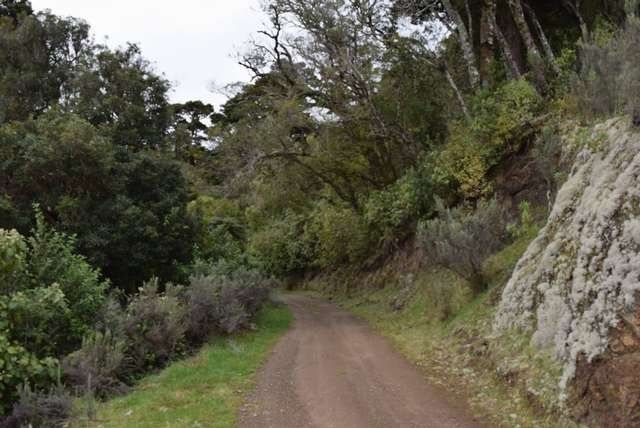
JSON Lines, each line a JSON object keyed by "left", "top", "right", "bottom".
{"left": 238, "top": 294, "right": 483, "bottom": 428}
{"left": 570, "top": 303, "right": 640, "bottom": 428}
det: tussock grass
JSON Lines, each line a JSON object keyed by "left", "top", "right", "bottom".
{"left": 74, "top": 304, "right": 292, "bottom": 428}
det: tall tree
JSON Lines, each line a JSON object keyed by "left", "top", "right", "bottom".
{"left": 0, "top": 11, "right": 90, "bottom": 123}
{"left": 68, "top": 43, "right": 171, "bottom": 150}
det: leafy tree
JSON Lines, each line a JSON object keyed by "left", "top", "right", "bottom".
{"left": 68, "top": 43, "right": 171, "bottom": 149}
{"left": 0, "top": 0, "right": 33, "bottom": 21}
{"left": 0, "top": 112, "right": 195, "bottom": 292}
{"left": 0, "top": 10, "right": 90, "bottom": 123}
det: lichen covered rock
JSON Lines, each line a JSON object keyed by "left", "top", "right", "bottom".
{"left": 493, "top": 118, "right": 640, "bottom": 402}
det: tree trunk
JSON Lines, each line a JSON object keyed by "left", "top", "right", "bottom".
{"left": 441, "top": 62, "right": 471, "bottom": 121}
{"left": 563, "top": 0, "right": 590, "bottom": 42}
{"left": 480, "top": 0, "right": 498, "bottom": 87}
{"left": 524, "top": 2, "right": 561, "bottom": 75}
{"left": 507, "top": 0, "right": 546, "bottom": 86}
{"left": 492, "top": 14, "right": 522, "bottom": 80}
{"left": 441, "top": 0, "right": 480, "bottom": 90}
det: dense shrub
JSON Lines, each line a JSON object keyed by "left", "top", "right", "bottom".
{"left": 0, "top": 217, "right": 110, "bottom": 412}
{"left": 62, "top": 331, "right": 128, "bottom": 399}
{"left": 247, "top": 212, "right": 310, "bottom": 276}
{"left": 2, "top": 285, "right": 70, "bottom": 358}
{"left": 187, "top": 196, "right": 246, "bottom": 265}
{"left": 304, "top": 202, "right": 371, "bottom": 269}
{"left": 123, "top": 279, "right": 186, "bottom": 373}
{"left": 435, "top": 79, "right": 541, "bottom": 198}
{"left": 364, "top": 168, "right": 434, "bottom": 245}
{"left": 26, "top": 211, "right": 108, "bottom": 347}
{"left": 418, "top": 199, "right": 509, "bottom": 294}
{"left": 0, "top": 229, "right": 27, "bottom": 293}
{"left": 185, "top": 270, "right": 271, "bottom": 342}
{"left": 0, "top": 334, "right": 58, "bottom": 414}
{"left": 573, "top": 14, "right": 640, "bottom": 120}
{"left": 1, "top": 386, "right": 72, "bottom": 428}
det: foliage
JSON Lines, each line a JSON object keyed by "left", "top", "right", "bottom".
{"left": 0, "top": 217, "right": 110, "bottom": 413}
{"left": 0, "top": 333, "right": 58, "bottom": 414}
{"left": 0, "top": 10, "right": 90, "bottom": 123}
{"left": 123, "top": 279, "right": 186, "bottom": 373}
{"left": 0, "top": 112, "right": 195, "bottom": 292}
{"left": 62, "top": 331, "right": 127, "bottom": 399}
{"left": 363, "top": 166, "right": 435, "bottom": 244}
{"left": 418, "top": 199, "right": 509, "bottom": 294}
{"left": 187, "top": 196, "right": 246, "bottom": 267}
{"left": 2, "top": 384, "right": 72, "bottom": 428}
{"left": 87, "top": 305, "right": 293, "bottom": 428}
{"left": 27, "top": 210, "right": 109, "bottom": 347}
{"left": 1, "top": 213, "right": 109, "bottom": 356}
{"left": 185, "top": 270, "right": 271, "bottom": 342}
{"left": 69, "top": 43, "right": 171, "bottom": 150}
{"left": 573, "top": 15, "right": 640, "bottom": 119}
{"left": 304, "top": 202, "right": 371, "bottom": 269}
{"left": 247, "top": 212, "right": 310, "bottom": 276}
{"left": 435, "top": 79, "right": 541, "bottom": 198}
{"left": 0, "top": 229, "right": 27, "bottom": 293}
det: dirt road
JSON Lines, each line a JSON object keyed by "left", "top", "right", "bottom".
{"left": 238, "top": 294, "right": 482, "bottom": 428}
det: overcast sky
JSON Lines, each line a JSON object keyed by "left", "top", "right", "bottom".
{"left": 30, "top": 0, "right": 265, "bottom": 108}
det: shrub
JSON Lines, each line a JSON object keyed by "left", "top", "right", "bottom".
{"left": 123, "top": 279, "right": 186, "bottom": 373}
{"left": 1, "top": 285, "right": 70, "bottom": 358}
{"left": 2, "top": 385, "right": 72, "bottom": 428}
{"left": 26, "top": 211, "right": 109, "bottom": 352}
{"left": 304, "top": 202, "right": 371, "bottom": 269}
{"left": 93, "top": 295, "right": 127, "bottom": 341}
{"left": 364, "top": 168, "right": 434, "bottom": 245}
{"left": 0, "top": 334, "right": 58, "bottom": 415}
{"left": 573, "top": 14, "right": 640, "bottom": 120}
{"left": 62, "top": 331, "right": 128, "bottom": 399}
{"left": 184, "top": 270, "right": 271, "bottom": 342}
{"left": 247, "top": 212, "right": 310, "bottom": 276}
{"left": 0, "top": 229, "right": 27, "bottom": 294}
{"left": 418, "top": 199, "right": 509, "bottom": 294}
{"left": 435, "top": 79, "right": 541, "bottom": 198}
{"left": 187, "top": 196, "right": 246, "bottom": 265}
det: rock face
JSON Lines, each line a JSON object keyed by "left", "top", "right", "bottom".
{"left": 493, "top": 118, "right": 640, "bottom": 424}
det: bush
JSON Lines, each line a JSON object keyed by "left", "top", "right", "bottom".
{"left": 0, "top": 229, "right": 27, "bottom": 294}
{"left": 185, "top": 270, "right": 271, "bottom": 342}
{"left": 0, "top": 217, "right": 112, "bottom": 414}
{"left": 1, "top": 285, "right": 70, "bottom": 358}
{"left": 247, "top": 212, "right": 310, "bottom": 276}
{"left": 304, "top": 202, "right": 371, "bottom": 269}
{"left": 1, "top": 385, "right": 72, "bottom": 428}
{"left": 0, "top": 334, "right": 58, "bottom": 415}
{"left": 26, "top": 211, "right": 108, "bottom": 352}
{"left": 418, "top": 199, "right": 509, "bottom": 294}
{"left": 363, "top": 168, "right": 434, "bottom": 245}
{"left": 573, "top": 14, "right": 640, "bottom": 120}
{"left": 187, "top": 196, "right": 246, "bottom": 265}
{"left": 123, "top": 279, "right": 186, "bottom": 373}
{"left": 62, "top": 331, "right": 128, "bottom": 399}
{"left": 435, "top": 79, "right": 541, "bottom": 198}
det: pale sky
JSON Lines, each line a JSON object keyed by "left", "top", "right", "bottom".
{"left": 30, "top": 0, "right": 265, "bottom": 109}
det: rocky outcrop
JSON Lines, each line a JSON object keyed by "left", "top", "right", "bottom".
{"left": 493, "top": 118, "right": 640, "bottom": 425}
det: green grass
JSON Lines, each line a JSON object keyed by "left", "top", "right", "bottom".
{"left": 75, "top": 304, "right": 292, "bottom": 428}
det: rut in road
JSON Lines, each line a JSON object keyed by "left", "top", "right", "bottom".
{"left": 238, "top": 294, "right": 482, "bottom": 428}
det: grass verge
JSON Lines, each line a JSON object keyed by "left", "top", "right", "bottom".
{"left": 75, "top": 303, "right": 292, "bottom": 428}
